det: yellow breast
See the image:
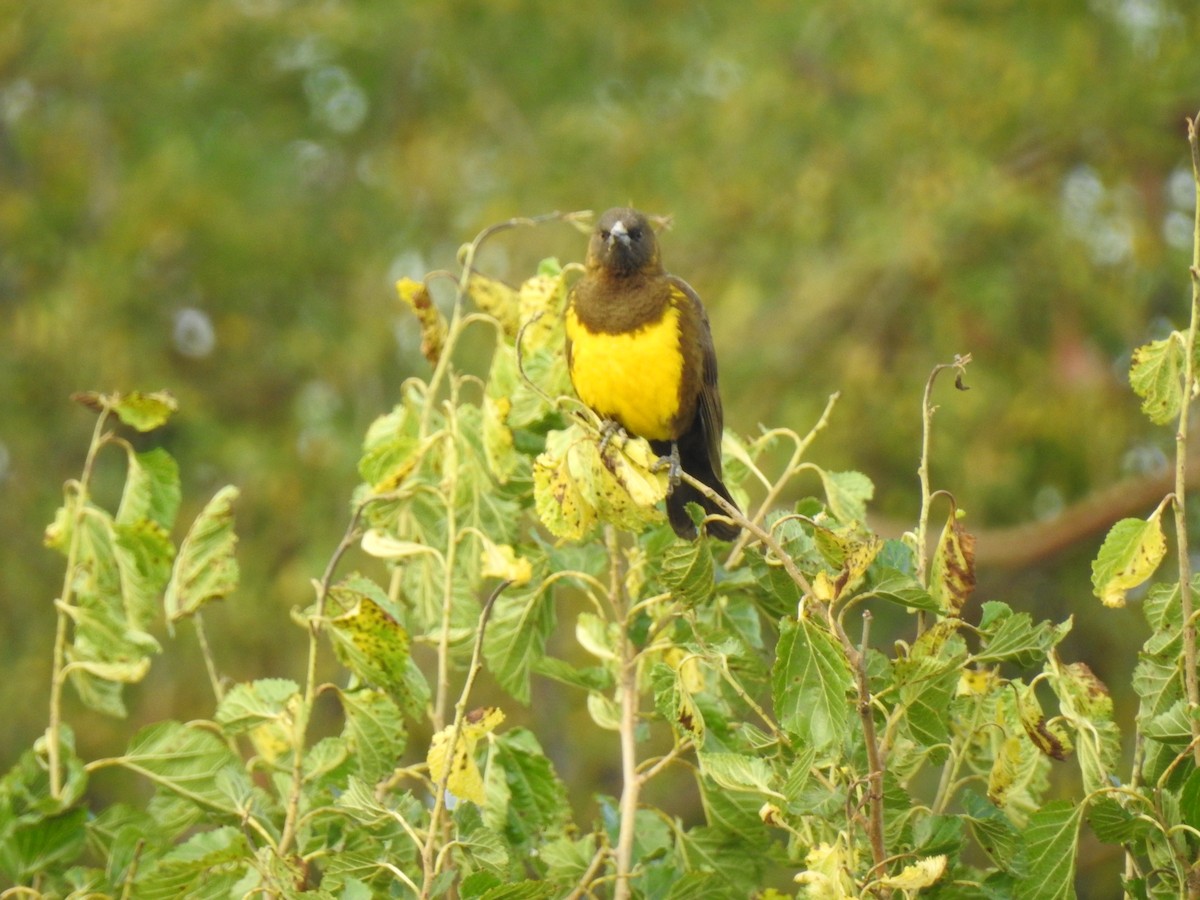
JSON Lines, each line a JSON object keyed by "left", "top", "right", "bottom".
{"left": 566, "top": 304, "right": 684, "bottom": 442}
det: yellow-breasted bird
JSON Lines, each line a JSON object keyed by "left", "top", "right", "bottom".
{"left": 565, "top": 207, "right": 740, "bottom": 541}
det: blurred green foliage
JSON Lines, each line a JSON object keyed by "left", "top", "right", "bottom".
{"left": 3, "top": 0, "right": 1200, "bottom": 879}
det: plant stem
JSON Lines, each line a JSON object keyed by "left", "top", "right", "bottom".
{"left": 419, "top": 580, "right": 507, "bottom": 898}
{"left": 433, "top": 439, "right": 460, "bottom": 732}
{"left": 193, "top": 613, "right": 224, "bottom": 704}
{"left": 277, "top": 501, "right": 368, "bottom": 857}
{"left": 915, "top": 355, "right": 971, "bottom": 631}
{"left": 607, "top": 526, "right": 640, "bottom": 900}
{"left": 47, "top": 408, "right": 110, "bottom": 800}
{"left": 850, "top": 612, "right": 887, "bottom": 883}
{"left": 1179, "top": 113, "right": 1200, "bottom": 768}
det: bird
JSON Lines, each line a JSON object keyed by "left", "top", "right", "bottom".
{"left": 564, "top": 207, "right": 740, "bottom": 541}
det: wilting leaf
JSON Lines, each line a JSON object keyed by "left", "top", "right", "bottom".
{"left": 929, "top": 498, "right": 975, "bottom": 615}
{"left": 427, "top": 707, "right": 505, "bottom": 806}
{"left": 164, "top": 486, "right": 239, "bottom": 626}
{"left": 397, "top": 277, "right": 447, "bottom": 365}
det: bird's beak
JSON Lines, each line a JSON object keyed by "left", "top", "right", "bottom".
{"left": 607, "top": 219, "right": 631, "bottom": 250}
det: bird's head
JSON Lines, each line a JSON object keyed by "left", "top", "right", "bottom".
{"left": 587, "top": 207, "right": 663, "bottom": 278}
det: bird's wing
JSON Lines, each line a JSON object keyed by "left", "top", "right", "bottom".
{"left": 668, "top": 275, "right": 725, "bottom": 478}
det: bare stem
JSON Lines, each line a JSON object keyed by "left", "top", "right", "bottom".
{"left": 47, "top": 408, "right": 110, "bottom": 800}
{"left": 433, "top": 439, "right": 460, "bottom": 732}
{"left": 192, "top": 613, "right": 225, "bottom": 704}
{"left": 607, "top": 526, "right": 641, "bottom": 900}
{"left": 419, "top": 580, "right": 508, "bottom": 898}
{"left": 847, "top": 611, "right": 887, "bottom": 882}
{"left": 1179, "top": 114, "right": 1200, "bottom": 768}
{"left": 727, "top": 391, "right": 840, "bottom": 567}
{"left": 916, "top": 354, "right": 971, "bottom": 587}
{"left": 277, "top": 500, "right": 370, "bottom": 857}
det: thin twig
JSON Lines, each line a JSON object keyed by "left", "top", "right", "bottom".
{"left": 853, "top": 612, "right": 887, "bottom": 884}
{"left": 609, "top": 526, "right": 641, "bottom": 900}
{"left": 678, "top": 470, "right": 814, "bottom": 600}
{"left": 727, "top": 391, "right": 840, "bottom": 567}
{"left": 47, "top": 408, "right": 111, "bottom": 800}
{"left": 915, "top": 355, "right": 971, "bottom": 583}
{"left": 278, "top": 500, "right": 371, "bottom": 857}
{"left": 1178, "top": 113, "right": 1200, "bottom": 768}
{"left": 419, "top": 579, "right": 510, "bottom": 898}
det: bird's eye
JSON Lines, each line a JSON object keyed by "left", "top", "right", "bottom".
{"left": 599, "top": 229, "right": 610, "bottom": 241}
{"left": 627, "top": 227, "right": 642, "bottom": 240}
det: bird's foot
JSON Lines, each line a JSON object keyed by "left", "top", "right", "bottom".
{"left": 597, "top": 419, "right": 626, "bottom": 456}
{"left": 652, "top": 442, "right": 682, "bottom": 489}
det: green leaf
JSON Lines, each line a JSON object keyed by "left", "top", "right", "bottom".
{"left": 530, "top": 657, "right": 614, "bottom": 693}
{"left": 132, "top": 826, "right": 251, "bottom": 900}
{"left": 72, "top": 390, "right": 179, "bottom": 432}
{"left": 0, "top": 806, "right": 87, "bottom": 884}
{"left": 894, "top": 620, "right": 967, "bottom": 748}
{"left": 660, "top": 537, "right": 715, "bottom": 607}
{"left": 483, "top": 585, "right": 555, "bottom": 704}
{"left": 863, "top": 569, "right": 940, "bottom": 612}
{"left": 1182, "top": 767, "right": 1200, "bottom": 833}
{"left": 1129, "top": 334, "right": 1185, "bottom": 426}
{"left": 1091, "top": 513, "right": 1167, "bottom": 608}
{"left": 164, "top": 486, "right": 240, "bottom": 625}
{"left": 539, "top": 834, "right": 597, "bottom": 880}
{"left": 772, "top": 616, "right": 853, "bottom": 754}
{"left": 481, "top": 729, "right": 570, "bottom": 851}
{"left": 64, "top": 593, "right": 162, "bottom": 717}
{"left": 214, "top": 678, "right": 300, "bottom": 734}
{"left": 115, "top": 721, "right": 246, "bottom": 815}
{"left": 1142, "top": 698, "right": 1193, "bottom": 744}
{"left": 1017, "top": 800, "right": 1082, "bottom": 900}
{"left": 974, "top": 608, "right": 1071, "bottom": 667}
{"left": 113, "top": 517, "right": 176, "bottom": 630}
{"left": 699, "top": 752, "right": 782, "bottom": 798}
{"left": 338, "top": 687, "right": 406, "bottom": 783}
{"left": 1087, "top": 797, "right": 1153, "bottom": 844}
{"left": 476, "top": 883, "right": 559, "bottom": 900}
{"left": 961, "top": 789, "right": 1026, "bottom": 876}
{"left": 117, "top": 447, "right": 181, "bottom": 530}
{"left": 819, "top": 469, "right": 875, "bottom": 523}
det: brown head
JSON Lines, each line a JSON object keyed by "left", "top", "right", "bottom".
{"left": 586, "top": 207, "right": 663, "bottom": 278}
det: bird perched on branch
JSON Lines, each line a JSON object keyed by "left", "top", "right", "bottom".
{"left": 565, "top": 207, "right": 740, "bottom": 541}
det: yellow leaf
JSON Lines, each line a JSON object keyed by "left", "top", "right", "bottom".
{"left": 1016, "top": 682, "right": 1071, "bottom": 761}
{"left": 479, "top": 537, "right": 533, "bottom": 586}
{"left": 1092, "top": 511, "right": 1167, "bottom": 608}
{"left": 360, "top": 530, "right": 437, "bottom": 560}
{"left": 533, "top": 424, "right": 667, "bottom": 540}
{"left": 987, "top": 735, "right": 1023, "bottom": 807}
{"left": 517, "top": 271, "right": 568, "bottom": 350}
{"left": 878, "top": 855, "right": 947, "bottom": 890}
{"left": 956, "top": 667, "right": 997, "bottom": 696}
{"left": 427, "top": 707, "right": 505, "bottom": 806}
{"left": 396, "top": 277, "right": 447, "bottom": 365}
{"left": 794, "top": 837, "right": 860, "bottom": 898}
{"left": 812, "top": 570, "right": 838, "bottom": 603}
{"left": 533, "top": 429, "right": 597, "bottom": 541}
{"left": 465, "top": 272, "right": 521, "bottom": 336}
{"left": 930, "top": 498, "right": 976, "bottom": 615}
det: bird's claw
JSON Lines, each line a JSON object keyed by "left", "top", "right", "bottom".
{"left": 598, "top": 419, "right": 626, "bottom": 456}
{"left": 652, "top": 442, "right": 682, "bottom": 489}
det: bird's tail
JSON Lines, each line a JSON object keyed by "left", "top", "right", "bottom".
{"left": 654, "top": 439, "right": 741, "bottom": 541}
